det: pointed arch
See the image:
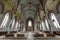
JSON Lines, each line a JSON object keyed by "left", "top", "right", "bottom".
{"left": 41, "top": 21, "right": 46, "bottom": 31}
{"left": 11, "top": 15, "right": 15, "bottom": 28}
{"left": 50, "top": 13, "right": 60, "bottom": 28}
{"left": 45, "top": 18, "right": 50, "bottom": 31}
{"left": 0, "top": 13, "right": 9, "bottom": 28}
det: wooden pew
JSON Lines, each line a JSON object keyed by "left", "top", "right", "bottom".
{"left": 0, "top": 31, "right": 7, "bottom": 36}
{"left": 54, "top": 31, "right": 60, "bottom": 35}
{"left": 17, "top": 34, "right": 24, "bottom": 37}
{"left": 5, "top": 33, "right": 14, "bottom": 37}
{"left": 46, "top": 33, "right": 55, "bottom": 37}
{"left": 34, "top": 32, "right": 44, "bottom": 37}
{"left": 10, "top": 31, "right": 17, "bottom": 34}
{"left": 43, "top": 31, "right": 55, "bottom": 37}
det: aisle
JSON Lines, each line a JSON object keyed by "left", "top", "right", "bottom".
{"left": 26, "top": 32, "right": 34, "bottom": 40}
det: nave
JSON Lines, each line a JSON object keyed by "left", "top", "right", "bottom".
{"left": 0, "top": 0, "right": 60, "bottom": 40}
{"left": 0, "top": 12, "right": 60, "bottom": 40}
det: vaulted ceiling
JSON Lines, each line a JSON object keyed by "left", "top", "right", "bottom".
{"left": 0, "top": 0, "right": 60, "bottom": 21}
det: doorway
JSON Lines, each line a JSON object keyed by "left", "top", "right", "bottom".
{"left": 26, "top": 17, "right": 34, "bottom": 31}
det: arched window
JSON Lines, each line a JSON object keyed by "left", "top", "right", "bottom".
{"left": 15, "top": 21, "right": 19, "bottom": 28}
{"left": 41, "top": 21, "right": 46, "bottom": 31}
{"left": 40, "top": 23, "right": 42, "bottom": 30}
{"left": 0, "top": 13, "right": 9, "bottom": 28}
{"left": 45, "top": 18, "right": 49, "bottom": 31}
{"left": 18, "top": 22, "right": 20, "bottom": 28}
{"left": 50, "top": 13, "right": 60, "bottom": 28}
{"left": 28, "top": 20, "right": 32, "bottom": 27}
{"left": 11, "top": 16, "right": 15, "bottom": 28}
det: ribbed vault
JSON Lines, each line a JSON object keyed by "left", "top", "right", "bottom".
{"left": 20, "top": 0, "right": 40, "bottom": 20}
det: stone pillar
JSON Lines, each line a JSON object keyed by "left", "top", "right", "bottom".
{"left": 23, "top": 24, "right": 25, "bottom": 32}
{"left": 21, "top": 23, "right": 23, "bottom": 32}
{"left": 21, "top": 22, "right": 25, "bottom": 32}
{"left": 34, "top": 20, "right": 38, "bottom": 32}
{"left": 20, "top": 22, "right": 22, "bottom": 32}
{"left": 38, "top": 21, "right": 40, "bottom": 31}
{"left": 22, "top": 23, "right": 25, "bottom": 32}
{"left": 34, "top": 23, "right": 37, "bottom": 32}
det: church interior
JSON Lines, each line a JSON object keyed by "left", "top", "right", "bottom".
{"left": 0, "top": 0, "right": 60, "bottom": 40}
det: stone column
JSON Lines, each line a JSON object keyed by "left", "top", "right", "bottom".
{"left": 38, "top": 21, "right": 40, "bottom": 31}
{"left": 21, "top": 22, "right": 25, "bottom": 32}
{"left": 34, "top": 20, "right": 37, "bottom": 32}
{"left": 34, "top": 23, "right": 37, "bottom": 32}
{"left": 23, "top": 24, "right": 25, "bottom": 32}
{"left": 20, "top": 22, "right": 22, "bottom": 32}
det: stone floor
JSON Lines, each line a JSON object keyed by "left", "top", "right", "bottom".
{"left": 0, "top": 32, "right": 60, "bottom": 40}
{"left": 0, "top": 37, "right": 60, "bottom": 40}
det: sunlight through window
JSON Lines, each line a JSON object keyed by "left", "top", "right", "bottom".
{"left": 0, "top": 13, "right": 9, "bottom": 28}
{"left": 11, "top": 16, "right": 15, "bottom": 28}
{"left": 51, "top": 13, "right": 60, "bottom": 28}
{"left": 28, "top": 20, "right": 32, "bottom": 27}
{"left": 41, "top": 21, "right": 46, "bottom": 31}
{"left": 45, "top": 18, "right": 49, "bottom": 30}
